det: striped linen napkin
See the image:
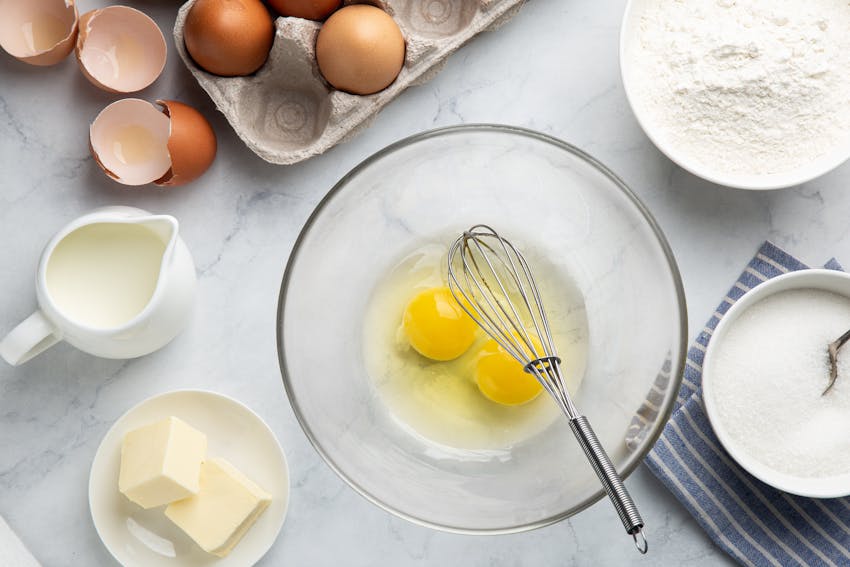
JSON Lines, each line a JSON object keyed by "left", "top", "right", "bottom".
{"left": 643, "top": 241, "right": 850, "bottom": 567}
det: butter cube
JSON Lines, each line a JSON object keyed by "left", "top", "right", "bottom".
{"left": 118, "top": 416, "right": 207, "bottom": 509}
{"left": 165, "top": 458, "right": 272, "bottom": 557}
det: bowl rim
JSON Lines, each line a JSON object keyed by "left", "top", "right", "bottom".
{"left": 276, "top": 123, "right": 688, "bottom": 534}
{"left": 618, "top": 0, "right": 850, "bottom": 191}
{"left": 702, "top": 268, "right": 850, "bottom": 498}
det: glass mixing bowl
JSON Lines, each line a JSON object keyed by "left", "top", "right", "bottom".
{"left": 277, "top": 125, "right": 687, "bottom": 533}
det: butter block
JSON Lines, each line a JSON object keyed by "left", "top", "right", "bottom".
{"left": 118, "top": 416, "right": 207, "bottom": 509}
{"left": 165, "top": 458, "right": 272, "bottom": 557}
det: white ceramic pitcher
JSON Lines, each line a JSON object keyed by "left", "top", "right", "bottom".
{"left": 0, "top": 206, "right": 197, "bottom": 365}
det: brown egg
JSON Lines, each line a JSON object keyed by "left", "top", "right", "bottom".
{"left": 0, "top": 0, "right": 78, "bottom": 66}
{"left": 316, "top": 5, "right": 405, "bottom": 95}
{"left": 184, "top": 0, "right": 274, "bottom": 77}
{"left": 266, "top": 0, "right": 341, "bottom": 20}
{"left": 156, "top": 100, "right": 218, "bottom": 187}
{"left": 90, "top": 98, "right": 217, "bottom": 188}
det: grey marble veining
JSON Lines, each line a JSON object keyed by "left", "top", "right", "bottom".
{"left": 2, "top": 0, "right": 845, "bottom": 565}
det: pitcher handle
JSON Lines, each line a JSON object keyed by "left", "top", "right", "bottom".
{"left": 0, "top": 311, "right": 61, "bottom": 366}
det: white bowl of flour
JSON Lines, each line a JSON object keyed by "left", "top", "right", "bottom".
{"left": 620, "top": 0, "right": 850, "bottom": 190}
{"left": 702, "top": 269, "right": 850, "bottom": 497}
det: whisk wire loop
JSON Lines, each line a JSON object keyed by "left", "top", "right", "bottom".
{"left": 469, "top": 237, "right": 540, "bottom": 359}
{"left": 460, "top": 237, "right": 528, "bottom": 361}
{"left": 497, "top": 234, "right": 557, "bottom": 355}
{"left": 456, "top": 226, "right": 549, "bottom": 358}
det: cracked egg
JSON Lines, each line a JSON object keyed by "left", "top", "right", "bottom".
{"left": 90, "top": 98, "right": 217, "bottom": 187}
{"left": 76, "top": 6, "right": 166, "bottom": 93}
{"left": 0, "top": 0, "right": 78, "bottom": 66}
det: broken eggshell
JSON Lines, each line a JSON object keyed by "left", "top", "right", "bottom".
{"left": 90, "top": 98, "right": 217, "bottom": 187}
{"left": 0, "top": 0, "right": 78, "bottom": 66}
{"left": 76, "top": 6, "right": 166, "bottom": 93}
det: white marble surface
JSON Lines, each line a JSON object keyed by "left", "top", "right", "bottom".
{"left": 1, "top": 0, "right": 847, "bottom": 565}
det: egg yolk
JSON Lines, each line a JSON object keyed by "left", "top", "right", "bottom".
{"left": 475, "top": 339, "right": 543, "bottom": 406}
{"left": 403, "top": 287, "right": 477, "bottom": 361}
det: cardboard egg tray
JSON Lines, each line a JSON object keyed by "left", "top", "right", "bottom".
{"left": 174, "top": 0, "right": 525, "bottom": 165}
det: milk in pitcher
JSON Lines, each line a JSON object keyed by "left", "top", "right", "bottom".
{"left": 45, "top": 223, "right": 166, "bottom": 328}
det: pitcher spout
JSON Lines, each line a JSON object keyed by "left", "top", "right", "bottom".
{"left": 137, "top": 215, "right": 180, "bottom": 252}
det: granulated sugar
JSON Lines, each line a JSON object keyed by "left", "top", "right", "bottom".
{"left": 709, "top": 289, "right": 850, "bottom": 478}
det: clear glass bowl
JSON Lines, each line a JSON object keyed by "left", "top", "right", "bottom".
{"left": 277, "top": 125, "right": 687, "bottom": 533}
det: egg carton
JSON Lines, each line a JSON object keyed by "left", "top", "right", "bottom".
{"left": 174, "top": 0, "right": 525, "bottom": 165}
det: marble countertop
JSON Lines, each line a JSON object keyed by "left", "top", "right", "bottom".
{"left": 1, "top": 0, "right": 847, "bottom": 565}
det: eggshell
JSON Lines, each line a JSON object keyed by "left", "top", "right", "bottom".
{"left": 184, "top": 0, "right": 274, "bottom": 76}
{"left": 0, "top": 0, "right": 78, "bottom": 66}
{"left": 89, "top": 98, "right": 216, "bottom": 187}
{"left": 90, "top": 98, "right": 172, "bottom": 186}
{"left": 266, "top": 0, "right": 341, "bottom": 20}
{"left": 316, "top": 4, "right": 405, "bottom": 95}
{"left": 76, "top": 6, "right": 166, "bottom": 93}
{"left": 154, "top": 100, "right": 217, "bottom": 187}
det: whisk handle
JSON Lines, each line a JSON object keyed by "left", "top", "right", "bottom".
{"left": 570, "top": 415, "right": 647, "bottom": 554}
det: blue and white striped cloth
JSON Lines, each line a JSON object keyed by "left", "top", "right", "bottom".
{"left": 644, "top": 241, "right": 850, "bottom": 567}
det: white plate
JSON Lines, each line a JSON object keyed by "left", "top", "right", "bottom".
{"left": 89, "top": 390, "right": 290, "bottom": 566}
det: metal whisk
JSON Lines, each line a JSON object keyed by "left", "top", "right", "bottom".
{"left": 447, "top": 224, "right": 647, "bottom": 554}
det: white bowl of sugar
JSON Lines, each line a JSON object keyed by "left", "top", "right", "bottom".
{"left": 703, "top": 269, "right": 850, "bottom": 497}
{"left": 620, "top": 0, "right": 850, "bottom": 190}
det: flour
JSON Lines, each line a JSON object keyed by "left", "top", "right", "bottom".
{"left": 631, "top": 0, "right": 850, "bottom": 176}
